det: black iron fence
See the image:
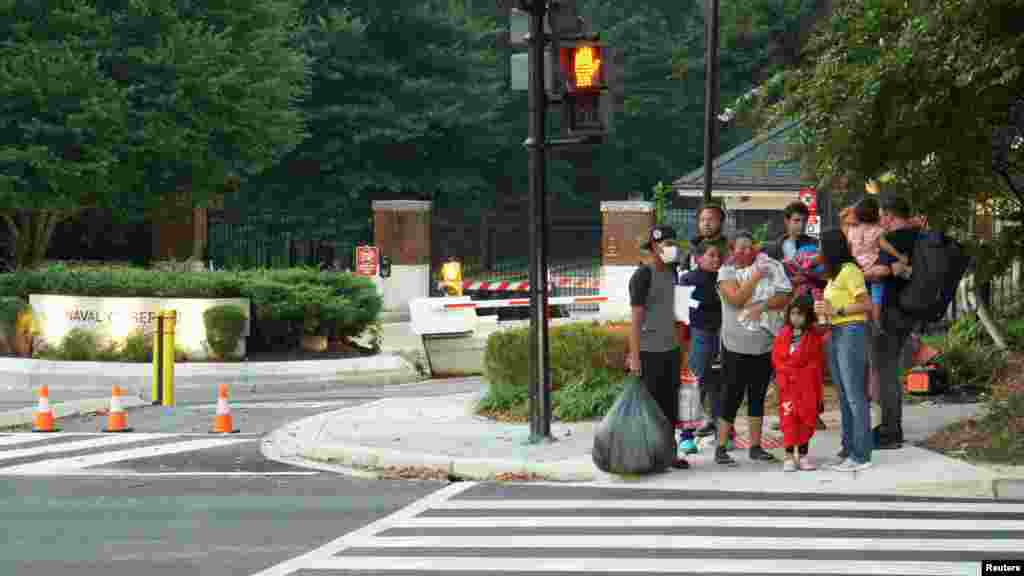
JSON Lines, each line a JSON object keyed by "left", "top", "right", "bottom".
{"left": 207, "top": 209, "right": 370, "bottom": 270}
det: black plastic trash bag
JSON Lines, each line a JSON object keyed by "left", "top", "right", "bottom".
{"left": 592, "top": 375, "right": 676, "bottom": 475}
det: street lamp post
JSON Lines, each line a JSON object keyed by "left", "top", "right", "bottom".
{"left": 702, "top": 0, "right": 720, "bottom": 204}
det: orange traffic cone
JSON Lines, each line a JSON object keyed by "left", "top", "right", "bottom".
{"left": 33, "top": 385, "right": 58, "bottom": 432}
{"left": 210, "top": 384, "right": 239, "bottom": 434}
{"left": 103, "top": 385, "right": 132, "bottom": 433}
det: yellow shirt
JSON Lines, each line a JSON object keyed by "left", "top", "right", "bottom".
{"left": 824, "top": 263, "right": 868, "bottom": 325}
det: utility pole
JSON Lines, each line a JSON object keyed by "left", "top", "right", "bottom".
{"left": 523, "top": 0, "right": 552, "bottom": 442}
{"left": 702, "top": 0, "right": 720, "bottom": 204}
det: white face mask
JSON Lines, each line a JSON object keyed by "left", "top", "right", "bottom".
{"left": 660, "top": 245, "right": 679, "bottom": 263}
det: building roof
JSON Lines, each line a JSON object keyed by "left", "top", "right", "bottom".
{"left": 673, "top": 120, "right": 811, "bottom": 192}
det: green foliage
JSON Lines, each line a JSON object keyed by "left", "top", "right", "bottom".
{"left": 931, "top": 315, "right": 1008, "bottom": 391}
{"left": 0, "top": 265, "right": 382, "bottom": 352}
{"left": 734, "top": 0, "right": 1024, "bottom": 281}
{"left": 0, "top": 297, "right": 29, "bottom": 327}
{"left": 55, "top": 328, "right": 103, "bottom": 361}
{"left": 122, "top": 330, "right": 151, "bottom": 363}
{"left": 552, "top": 369, "right": 626, "bottom": 422}
{"left": 480, "top": 321, "right": 629, "bottom": 420}
{"left": 651, "top": 181, "right": 671, "bottom": 226}
{"left": 203, "top": 305, "right": 248, "bottom": 359}
{"left": 0, "top": 0, "right": 311, "bottom": 268}
{"left": 969, "top": 392, "right": 1024, "bottom": 464}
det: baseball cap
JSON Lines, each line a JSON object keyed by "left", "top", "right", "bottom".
{"left": 644, "top": 225, "right": 677, "bottom": 251}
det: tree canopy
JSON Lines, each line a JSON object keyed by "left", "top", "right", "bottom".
{"left": 0, "top": 0, "right": 311, "bottom": 267}
{"left": 733, "top": 0, "right": 1024, "bottom": 279}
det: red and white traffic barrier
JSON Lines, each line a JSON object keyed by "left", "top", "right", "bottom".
{"left": 440, "top": 277, "right": 603, "bottom": 292}
{"left": 438, "top": 295, "right": 608, "bottom": 311}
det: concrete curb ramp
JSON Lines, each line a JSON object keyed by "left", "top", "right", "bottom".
{"left": 302, "top": 443, "right": 597, "bottom": 482}
{"left": 0, "top": 395, "right": 148, "bottom": 429}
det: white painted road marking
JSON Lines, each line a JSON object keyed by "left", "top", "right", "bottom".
{"left": 249, "top": 481, "right": 478, "bottom": 576}
{"left": 357, "top": 534, "right": 1022, "bottom": 553}
{"left": 306, "top": 557, "right": 979, "bottom": 575}
{"left": 0, "top": 434, "right": 167, "bottom": 462}
{"left": 396, "top": 515, "right": 1024, "bottom": 531}
{"left": 249, "top": 484, "right": 1018, "bottom": 576}
{"left": 435, "top": 497, "right": 1024, "bottom": 514}
{"left": 1, "top": 436, "right": 252, "bottom": 474}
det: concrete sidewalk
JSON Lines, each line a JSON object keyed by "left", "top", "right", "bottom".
{"left": 276, "top": 385, "right": 1024, "bottom": 499}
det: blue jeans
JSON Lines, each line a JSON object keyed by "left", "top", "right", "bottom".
{"left": 688, "top": 327, "right": 721, "bottom": 421}
{"left": 829, "top": 322, "right": 872, "bottom": 464}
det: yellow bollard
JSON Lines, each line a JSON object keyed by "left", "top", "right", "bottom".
{"left": 151, "top": 319, "right": 161, "bottom": 404}
{"left": 161, "top": 310, "right": 176, "bottom": 406}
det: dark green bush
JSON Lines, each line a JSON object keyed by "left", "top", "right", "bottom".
{"left": 481, "top": 321, "right": 629, "bottom": 420}
{"left": 0, "top": 296, "right": 29, "bottom": 327}
{"left": 0, "top": 265, "right": 382, "bottom": 353}
{"left": 204, "top": 305, "right": 248, "bottom": 359}
{"left": 122, "top": 331, "right": 151, "bottom": 362}
{"left": 57, "top": 328, "right": 102, "bottom": 361}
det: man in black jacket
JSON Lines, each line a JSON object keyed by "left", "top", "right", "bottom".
{"left": 683, "top": 202, "right": 730, "bottom": 273}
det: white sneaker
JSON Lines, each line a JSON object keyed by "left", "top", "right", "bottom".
{"left": 831, "top": 458, "right": 860, "bottom": 472}
{"left": 853, "top": 460, "right": 873, "bottom": 472}
{"left": 783, "top": 460, "right": 797, "bottom": 473}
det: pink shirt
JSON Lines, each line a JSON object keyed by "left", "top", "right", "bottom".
{"left": 846, "top": 223, "right": 885, "bottom": 269}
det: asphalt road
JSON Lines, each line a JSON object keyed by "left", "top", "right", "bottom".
{"left": 0, "top": 475, "right": 446, "bottom": 576}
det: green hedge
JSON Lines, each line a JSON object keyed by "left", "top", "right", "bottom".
{"left": 0, "top": 265, "right": 383, "bottom": 352}
{"left": 479, "top": 321, "right": 629, "bottom": 422}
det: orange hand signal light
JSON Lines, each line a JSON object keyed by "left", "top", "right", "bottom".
{"left": 561, "top": 43, "right": 605, "bottom": 93}
{"left": 573, "top": 46, "right": 601, "bottom": 89}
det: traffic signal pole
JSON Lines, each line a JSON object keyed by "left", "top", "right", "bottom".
{"left": 524, "top": 0, "right": 553, "bottom": 443}
{"left": 702, "top": 0, "right": 720, "bottom": 204}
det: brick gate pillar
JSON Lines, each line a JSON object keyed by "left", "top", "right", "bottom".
{"left": 372, "top": 200, "right": 431, "bottom": 318}
{"left": 601, "top": 201, "right": 655, "bottom": 320}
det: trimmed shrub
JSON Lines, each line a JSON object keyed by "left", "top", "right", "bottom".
{"left": 203, "top": 305, "right": 248, "bottom": 359}
{"left": 58, "top": 328, "right": 102, "bottom": 361}
{"left": 0, "top": 296, "right": 29, "bottom": 327}
{"left": 481, "top": 321, "right": 629, "bottom": 420}
{"left": 122, "top": 330, "right": 151, "bottom": 362}
{"left": 0, "top": 265, "right": 382, "bottom": 353}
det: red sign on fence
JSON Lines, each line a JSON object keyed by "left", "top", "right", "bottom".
{"left": 799, "top": 187, "right": 817, "bottom": 215}
{"left": 354, "top": 245, "right": 379, "bottom": 277}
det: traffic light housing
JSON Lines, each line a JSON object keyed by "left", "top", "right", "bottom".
{"left": 439, "top": 259, "right": 463, "bottom": 296}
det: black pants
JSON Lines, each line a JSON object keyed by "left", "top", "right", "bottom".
{"left": 721, "top": 347, "right": 772, "bottom": 423}
{"left": 640, "top": 348, "right": 681, "bottom": 425}
{"left": 873, "top": 308, "right": 914, "bottom": 439}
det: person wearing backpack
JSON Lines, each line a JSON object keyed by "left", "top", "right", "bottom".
{"left": 627, "top": 225, "right": 691, "bottom": 470}
{"left": 869, "top": 197, "right": 922, "bottom": 449}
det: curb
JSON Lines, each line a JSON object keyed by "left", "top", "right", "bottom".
{"left": 993, "top": 479, "right": 1024, "bottom": 500}
{"left": 300, "top": 443, "right": 597, "bottom": 482}
{"left": 0, "top": 395, "right": 148, "bottom": 430}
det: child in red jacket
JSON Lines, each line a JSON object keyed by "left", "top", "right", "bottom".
{"left": 772, "top": 298, "right": 825, "bottom": 472}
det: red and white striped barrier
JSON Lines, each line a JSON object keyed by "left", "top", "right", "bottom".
{"left": 438, "top": 295, "right": 608, "bottom": 310}
{"left": 442, "top": 277, "right": 603, "bottom": 292}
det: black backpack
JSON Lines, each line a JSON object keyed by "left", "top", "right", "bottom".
{"left": 897, "top": 231, "right": 969, "bottom": 323}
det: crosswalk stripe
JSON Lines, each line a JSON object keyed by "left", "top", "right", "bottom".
{"left": 397, "top": 515, "right": 1024, "bottom": 531}
{"left": 0, "top": 434, "right": 166, "bottom": 462}
{"left": 355, "top": 534, "right": 1021, "bottom": 553}
{"left": 0, "top": 434, "right": 62, "bottom": 447}
{"left": 0, "top": 437, "right": 251, "bottom": 474}
{"left": 436, "top": 498, "right": 1024, "bottom": 514}
{"left": 308, "top": 556, "right": 978, "bottom": 575}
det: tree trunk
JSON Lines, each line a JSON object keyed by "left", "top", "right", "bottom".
{"left": 2, "top": 210, "right": 66, "bottom": 270}
{"left": 966, "top": 197, "right": 1009, "bottom": 349}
